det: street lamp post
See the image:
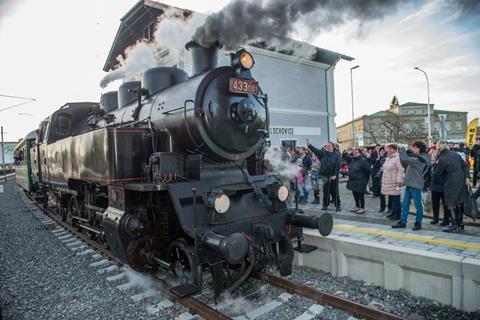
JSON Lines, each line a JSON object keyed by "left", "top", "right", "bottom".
{"left": 438, "top": 113, "right": 447, "bottom": 141}
{"left": 414, "top": 67, "right": 432, "bottom": 146}
{"left": 350, "top": 65, "right": 360, "bottom": 147}
{"left": 1, "top": 126, "right": 5, "bottom": 181}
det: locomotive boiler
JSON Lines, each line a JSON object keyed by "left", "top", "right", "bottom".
{"left": 17, "top": 42, "right": 333, "bottom": 297}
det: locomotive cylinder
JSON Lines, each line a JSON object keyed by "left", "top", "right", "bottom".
{"left": 287, "top": 212, "right": 333, "bottom": 237}
{"left": 202, "top": 231, "right": 249, "bottom": 265}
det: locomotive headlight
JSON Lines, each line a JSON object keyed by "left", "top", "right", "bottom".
{"left": 240, "top": 52, "right": 254, "bottom": 69}
{"left": 214, "top": 194, "right": 230, "bottom": 213}
{"left": 231, "top": 49, "right": 255, "bottom": 70}
{"left": 208, "top": 191, "right": 231, "bottom": 214}
{"left": 277, "top": 185, "right": 289, "bottom": 202}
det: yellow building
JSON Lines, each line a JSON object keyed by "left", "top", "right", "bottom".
{"left": 336, "top": 97, "right": 468, "bottom": 147}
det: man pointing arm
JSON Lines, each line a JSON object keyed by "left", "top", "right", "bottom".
{"left": 306, "top": 139, "right": 341, "bottom": 211}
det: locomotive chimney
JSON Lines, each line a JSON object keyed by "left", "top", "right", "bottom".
{"left": 186, "top": 41, "right": 220, "bottom": 76}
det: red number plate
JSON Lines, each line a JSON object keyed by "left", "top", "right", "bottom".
{"left": 229, "top": 78, "right": 259, "bottom": 95}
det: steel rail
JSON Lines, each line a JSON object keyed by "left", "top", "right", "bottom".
{"left": 254, "top": 272, "right": 406, "bottom": 320}
{"left": 25, "top": 192, "right": 231, "bottom": 320}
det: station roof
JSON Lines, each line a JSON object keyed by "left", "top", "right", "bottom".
{"left": 103, "top": 0, "right": 354, "bottom": 72}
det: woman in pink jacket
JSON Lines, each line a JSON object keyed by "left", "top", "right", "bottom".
{"left": 381, "top": 144, "right": 404, "bottom": 221}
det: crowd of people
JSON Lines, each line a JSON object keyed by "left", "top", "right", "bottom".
{"left": 278, "top": 138, "right": 480, "bottom": 234}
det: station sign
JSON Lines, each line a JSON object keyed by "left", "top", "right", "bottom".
{"left": 269, "top": 126, "right": 321, "bottom": 136}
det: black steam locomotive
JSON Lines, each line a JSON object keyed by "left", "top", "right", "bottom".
{"left": 15, "top": 42, "right": 332, "bottom": 297}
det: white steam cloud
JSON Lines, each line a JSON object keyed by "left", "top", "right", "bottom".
{"left": 264, "top": 147, "right": 299, "bottom": 179}
{"left": 100, "top": 10, "right": 205, "bottom": 88}
{"left": 123, "top": 267, "right": 157, "bottom": 296}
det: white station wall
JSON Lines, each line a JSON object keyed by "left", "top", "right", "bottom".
{"left": 218, "top": 47, "right": 336, "bottom": 150}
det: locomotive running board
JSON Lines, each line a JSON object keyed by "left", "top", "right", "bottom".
{"left": 170, "top": 283, "right": 200, "bottom": 298}
{"left": 294, "top": 243, "right": 317, "bottom": 253}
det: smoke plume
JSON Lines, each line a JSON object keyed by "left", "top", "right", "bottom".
{"left": 100, "top": 10, "right": 205, "bottom": 88}
{"left": 192, "top": 0, "right": 410, "bottom": 50}
{"left": 99, "top": 42, "right": 157, "bottom": 88}
{"left": 192, "top": 0, "right": 480, "bottom": 51}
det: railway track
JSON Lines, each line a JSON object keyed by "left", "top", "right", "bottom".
{"left": 22, "top": 190, "right": 405, "bottom": 320}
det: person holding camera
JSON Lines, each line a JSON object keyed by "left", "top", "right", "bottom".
{"left": 392, "top": 141, "right": 430, "bottom": 230}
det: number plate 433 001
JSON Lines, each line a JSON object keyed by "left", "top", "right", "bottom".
{"left": 229, "top": 78, "right": 259, "bottom": 95}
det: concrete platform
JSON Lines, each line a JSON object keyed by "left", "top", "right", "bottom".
{"left": 295, "top": 218, "right": 480, "bottom": 312}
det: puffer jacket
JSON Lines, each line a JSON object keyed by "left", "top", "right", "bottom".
{"left": 381, "top": 152, "right": 404, "bottom": 196}
{"left": 345, "top": 155, "right": 370, "bottom": 193}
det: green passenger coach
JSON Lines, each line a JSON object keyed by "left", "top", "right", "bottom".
{"left": 14, "top": 130, "right": 38, "bottom": 192}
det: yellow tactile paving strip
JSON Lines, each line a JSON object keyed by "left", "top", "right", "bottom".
{"left": 334, "top": 225, "right": 480, "bottom": 250}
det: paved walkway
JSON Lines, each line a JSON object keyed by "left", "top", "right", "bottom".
{"left": 297, "top": 182, "right": 480, "bottom": 261}
{"left": 299, "top": 181, "right": 480, "bottom": 236}
{"left": 329, "top": 218, "right": 480, "bottom": 260}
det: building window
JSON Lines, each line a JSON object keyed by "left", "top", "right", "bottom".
{"left": 455, "top": 121, "right": 462, "bottom": 131}
{"left": 144, "top": 23, "right": 155, "bottom": 41}
{"left": 445, "top": 121, "right": 451, "bottom": 130}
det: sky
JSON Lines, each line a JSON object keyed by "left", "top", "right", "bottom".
{"left": 0, "top": 0, "right": 478, "bottom": 142}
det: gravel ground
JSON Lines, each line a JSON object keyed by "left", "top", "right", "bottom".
{"left": 193, "top": 275, "right": 351, "bottom": 320}
{"left": 291, "top": 266, "right": 480, "bottom": 320}
{"left": 2, "top": 177, "right": 479, "bottom": 320}
{"left": 0, "top": 180, "right": 192, "bottom": 320}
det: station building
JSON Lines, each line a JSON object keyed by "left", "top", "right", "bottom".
{"left": 0, "top": 142, "right": 17, "bottom": 164}
{"left": 103, "top": 0, "right": 353, "bottom": 151}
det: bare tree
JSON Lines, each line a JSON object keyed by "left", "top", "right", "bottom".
{"left": 366, "top": 111, "right": 426, "bottom": 144}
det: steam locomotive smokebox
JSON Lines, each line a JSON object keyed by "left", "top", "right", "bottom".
{"left": 142, "top": 67, "right": 188, "bottom": 95}
{"left": 186, "top": 41, "right": 220, "bottom": 75}
{"left": 100, "top": 91, "right": 118, "bottom": 112}
{"left": 118, "top": 81, "right": 141, "bottom": 108}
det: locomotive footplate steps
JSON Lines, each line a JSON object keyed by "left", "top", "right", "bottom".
{"left": 170, "top": 283, "right": 200, "bottom": 298}
{"left": 294, "top": 238, "right": 317, "bottom": 253}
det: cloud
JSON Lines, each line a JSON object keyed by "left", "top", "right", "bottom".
{"left": 0, "top": 0, "right": 23, "bottom": 26}
{"left": 314, "top": 0, "right": 480, "bottom": 125}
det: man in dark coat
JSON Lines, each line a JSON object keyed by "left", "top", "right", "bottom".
{"left": 430, "top": 151, "right": 450, "bottom": 225}
{"left": 306, "top": 139, "right": 341, "bottom": 211}
{"left": 435, "top": 142, "right": 470, "bottom": 232}
{"left": 371, "top": 147, "right": 387, "bottom": 208}
{"left": 344, "top": 148, "right": 371, "bottom": 214}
